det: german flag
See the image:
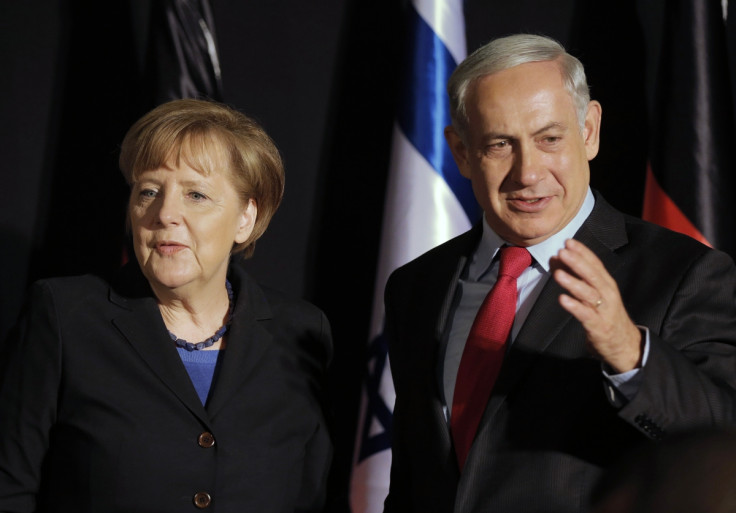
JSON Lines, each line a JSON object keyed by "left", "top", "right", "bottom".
{"left": 643, "top": 0, "right": 736, "bottom": 259}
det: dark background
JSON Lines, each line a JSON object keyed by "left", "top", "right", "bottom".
{"left": 1, "top": 1, "right": 733, "bottom": 510}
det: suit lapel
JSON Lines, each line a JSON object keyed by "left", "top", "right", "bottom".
{"left": 419, "top": 228, "right": 484, "bottom": 472}
{"left": 108, "top": 265, "right": 210, "bottom": 425}
{"left": 205, "top": 266, "right": 274, "bottom": 419}
{"left": 499, "top": 194, "right": 627, "bottom": 399}
{"left": 433, "top": 226, "right": 484, "bottom": 399}
{"left": 520, "top": 195, "right": 627, "bottom": 346}
{"left": 431, "top": 254, "right": 471, "bottom": 458}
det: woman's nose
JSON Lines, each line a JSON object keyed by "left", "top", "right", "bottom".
{"left": 154, "top": 193, "right": 183, "bottom": 225}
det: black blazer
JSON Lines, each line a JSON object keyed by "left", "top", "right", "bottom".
{"left": 0, "top": 262, "right": 332, "bottom": 513}
{"left": 383, "top": 193, "right": 736, "bottom": 513}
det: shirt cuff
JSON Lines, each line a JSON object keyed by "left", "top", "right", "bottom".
{"left": 602, "top": 326, "right": 650, "bottom": 402}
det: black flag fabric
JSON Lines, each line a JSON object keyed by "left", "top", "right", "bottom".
{"left": 149, "top": 0, "right": 223, "bottom": 103}
{"left": 122, "top": 0, "right": 223, "bottom": 266}
{"left": 643, "top": 0, "right": 736, "bottom": 259}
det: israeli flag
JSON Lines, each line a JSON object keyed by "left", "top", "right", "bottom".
{"left": 349, "top": 1, "right": 478, "bottom": 511}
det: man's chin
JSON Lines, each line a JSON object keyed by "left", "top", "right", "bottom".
{"left": 497, "top": 222, "right": 560, "bottom": 247}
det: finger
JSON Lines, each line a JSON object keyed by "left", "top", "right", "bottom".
{"left": 563, "top": 238, "right": 600, "bottom": 262}
{"left": 557, "top": 240, "right": 618, "bottom": 298}
{"left": 554, "top": 268, "right": 602, "bottom": 309}
{"left": 558, "top": 292, "right": 599, "bottom": 324}
{"left": 561, "top": 288, "right": 643, "bottom": 372}
{"left": 556, "top": 240, "right": 608, "bottom": 288}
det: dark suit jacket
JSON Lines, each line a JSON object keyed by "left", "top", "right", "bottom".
{"left": 0, "top": 262, "right": 332, "bottom": 513}
{"left": 383, "top": 193, "right": 736, "bottom": 513}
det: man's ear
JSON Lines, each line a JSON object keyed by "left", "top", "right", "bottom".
{"left": 583, "top": 100, "right": 602, "bottom": 161}
{"left": 444, "top": 125, "right": 472, "bottom": 178}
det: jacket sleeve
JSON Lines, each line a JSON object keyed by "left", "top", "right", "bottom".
{"left": 295, "top": 309, "right": 334, "bottom": 513}
{"left": 616, "top": 248, "right": 736, "bottom": 437}
{"left": 382, "top": 271, "right": 411, "bottom": 513}
{"left": 0, "top": 282, "right": 61, "bottom": 513}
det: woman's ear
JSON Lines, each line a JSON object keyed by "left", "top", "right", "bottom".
{"left": 234, "top": 198, "right": 257, "bottom": 244}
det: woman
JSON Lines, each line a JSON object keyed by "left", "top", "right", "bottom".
{"left": 0, "top": 99, "right": 332, "bottom": 512}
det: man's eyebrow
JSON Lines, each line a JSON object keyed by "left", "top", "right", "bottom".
{"left": 480, "top": 131, "right": 514, "bottom": 143}
{"left": 532, "top": 122, "right": 567, "bottom": 136}
{"left": 480, "top": 122, "right": 569, "bottom": 142}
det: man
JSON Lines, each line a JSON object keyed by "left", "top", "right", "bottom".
{"left": 383, "top": 34, "right": 736, "bottom": 513}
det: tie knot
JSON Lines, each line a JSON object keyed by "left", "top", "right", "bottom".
{"left": 498, "top": 246, "right": 532, "bottom": 279}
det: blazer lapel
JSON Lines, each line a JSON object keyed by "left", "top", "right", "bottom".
{"left": 423, "top": 228, "right": 484, "bottom": 472}
{"left": 205, "top": 266, "right": 274, "bottom": 419}
{"left": 500, "top": 194, "right": 627, "bottom": 397}
{"left": 108, "top": 265, "right": 210, "bottom": 425}
{"left": 432, "top": 254, "right": 471, "bottom": 456}
{"left": 433, "top": 226, "right": 484, "bottom": 402}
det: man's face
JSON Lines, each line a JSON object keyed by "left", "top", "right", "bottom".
{"left": 446, "top": 59, "right": 601, "bottom": 247}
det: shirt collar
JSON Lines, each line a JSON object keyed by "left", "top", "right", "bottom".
{"left": 469, "top": 188, "right": 596, "bottom": 279}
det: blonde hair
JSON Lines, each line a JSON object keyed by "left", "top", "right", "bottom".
{"left": 119, "top": 98, "right": 284, "bottom": 258}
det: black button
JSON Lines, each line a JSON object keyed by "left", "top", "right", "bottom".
{"left": 634, "top": 414, "right": 665, "bottom": 440}
{"left": 193, "top": 492, "right": 211, "bottom": 509}
{"left": 198, "top": 432, "right": 215, "bottom": 448}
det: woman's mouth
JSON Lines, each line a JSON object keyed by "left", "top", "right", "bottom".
{"left": 154, "top": 241, "right": 187, "bottom": 255}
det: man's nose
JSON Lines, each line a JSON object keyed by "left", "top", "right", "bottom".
{"left": 512, "top": 143, "right": 544, "bottom": 186}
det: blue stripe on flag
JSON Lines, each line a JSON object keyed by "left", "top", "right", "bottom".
{"left": 357, "top": 331, "right": 392, "bottom": 462}
{"left": 397, "top": 5, "right": 480, "bottom": 223}
{"left": 350, "top": 2, "right": 471, "bottom": 511}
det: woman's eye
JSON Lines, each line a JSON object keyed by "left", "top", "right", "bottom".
{"left": 139, "top": 189, "right": 157, "bottom": 199}
{"left": 189, "top": 191, "right": 207, "bottom": 201}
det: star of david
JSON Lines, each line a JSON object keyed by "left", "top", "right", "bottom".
{"left": 358, "top": 331, "right": 393, "bottom": 462}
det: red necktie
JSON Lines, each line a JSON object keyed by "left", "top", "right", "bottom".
{"left": 451, "top": 246, "right": 532, "bottom": 471}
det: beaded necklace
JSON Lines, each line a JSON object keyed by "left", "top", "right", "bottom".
{"left": 168, "top": 280, "right": 234, "bottom": 351}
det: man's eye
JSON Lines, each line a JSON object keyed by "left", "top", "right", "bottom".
{"left": 139, "top": 189, "right": 157, "bottom": 198}
{"left": 484, "top": 141, "right": 508, "bottom": 151}
{"left": 484, "top": 141, "right": 511, "bottom": 156}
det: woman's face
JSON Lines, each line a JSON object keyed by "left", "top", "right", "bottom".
{"left": 129, "top": 159, "right": 256, "bottom": 297}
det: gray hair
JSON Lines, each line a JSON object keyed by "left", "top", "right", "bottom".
{"left": 448, "top": 34, "right": 591, "bottom": 141}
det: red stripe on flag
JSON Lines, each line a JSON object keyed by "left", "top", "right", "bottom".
{"left": 642, "top": 165, "right": 711, "bottom": 247}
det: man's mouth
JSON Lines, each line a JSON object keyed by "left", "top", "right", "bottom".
{"left": 509, "top": 196, "right": 551, "bottom": 211}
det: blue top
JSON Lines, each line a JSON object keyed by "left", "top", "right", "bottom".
{"left": 176, "top": 347, "right": 223, "bottom": 405}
